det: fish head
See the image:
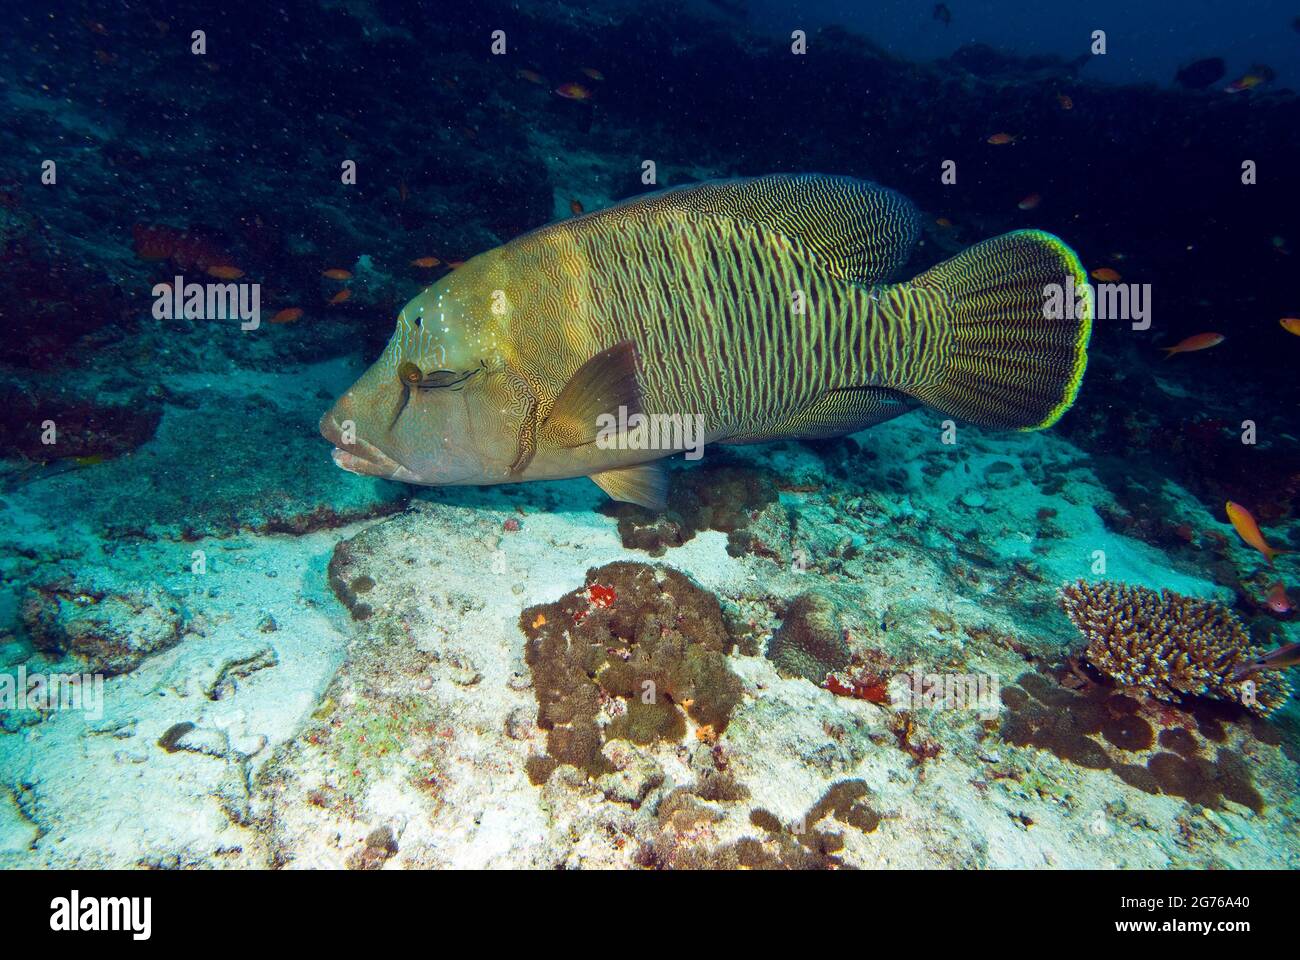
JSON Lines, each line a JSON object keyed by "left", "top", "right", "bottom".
{"left": 320, "top": 259, "right": 538, "bottom": 486}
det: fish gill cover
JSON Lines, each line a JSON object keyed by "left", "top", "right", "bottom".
{"left": 0, "top": 0, "right": 1297, "bottom": 885}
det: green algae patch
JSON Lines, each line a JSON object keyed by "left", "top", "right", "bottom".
{"left": 519, "top": 562, "right": 743, "bottom": 784}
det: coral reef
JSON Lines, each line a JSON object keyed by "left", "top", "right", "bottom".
{"left": 1062, "top": 580, "right": 1290, "bottom": 716}
{"left": 599, "top": 462, "right": 779, "bottom": 557}
{"left": 520, "top": 562, "right": 743, "bottom": 783}
{"left": 1000, "top": 669, "right": 1267, "bottom": 813}
{"left": 767, "top": 592, "right": 851, "bottom": 684}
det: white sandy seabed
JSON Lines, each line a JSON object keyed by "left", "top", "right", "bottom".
{"left": 0, "top": 355, "right": 1298, "bottom": 870}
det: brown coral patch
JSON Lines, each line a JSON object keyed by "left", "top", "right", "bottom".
{"left": 519, "top": 562, "right": 743, "bottom": 783}
{"left": 599, "top": 462, "right": 778, "bottom": 556}
{"left": 1000, "top": 668, "right": 1271, "bottom": 812}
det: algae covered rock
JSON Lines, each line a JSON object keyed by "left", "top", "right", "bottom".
{"left": 519, "top": 561, "right": 744, "bottom": 783}
{"left": 21, "top": 577, "right": 184, "bottom": 675}
{"left": 767, "top": 592, "right": 850, "bottom": 683}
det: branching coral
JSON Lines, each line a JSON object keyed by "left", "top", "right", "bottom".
{"left": 1061, "top": 580, "right": 1290, "bottom": 716}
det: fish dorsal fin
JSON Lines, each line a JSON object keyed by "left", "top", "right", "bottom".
{"left": 627, "top": 174, "right": 922, "bottom": 284}
{"left": 537, "top": 340, "right": 643, "bottom": 448}
{"left": 590, "top": 462, "right": 669, "bottom": 510}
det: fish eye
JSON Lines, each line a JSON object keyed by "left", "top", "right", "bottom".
{"left": 397, "top": 362, "right": 480, "bottom": 391}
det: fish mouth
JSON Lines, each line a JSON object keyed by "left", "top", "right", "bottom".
{"left": 320, "top": 412, "right": 420, "bottom": 482}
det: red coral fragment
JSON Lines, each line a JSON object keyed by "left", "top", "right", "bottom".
{"left": 824, "top": 669, "right": 891, "bottom": 704}
{"left": 588, "top": 584, "right": 617, "bottom": 608}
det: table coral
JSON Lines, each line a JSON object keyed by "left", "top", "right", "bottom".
{"left": 1061, "top": 579, "right": 1290, "bottom": 716}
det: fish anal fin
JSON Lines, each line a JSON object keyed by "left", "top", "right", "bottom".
{"left": 589, "top": 462, "right": 668, "bottom": 510}
{"left": 720, "top": 387, "right": 916, "bottom": 444}
{"left": 538, "top": 340, "right": 643, "bottom": 449}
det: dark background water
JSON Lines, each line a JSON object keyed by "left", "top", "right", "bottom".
{"left": 0, "top": 0, "right": 1297, "bottom": 531}
{"left": 738, "top": 0, "right": 1299, "bottom": 88}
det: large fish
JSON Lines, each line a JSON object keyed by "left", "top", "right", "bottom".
{"left": 321, "top": 175, "right": 1092, "bottom": 508}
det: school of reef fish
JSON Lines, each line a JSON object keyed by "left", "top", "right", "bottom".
{"left": 0, "top": 2, "right": 1297, "bottom": 868}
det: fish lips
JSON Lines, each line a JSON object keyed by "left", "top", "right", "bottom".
{"left": 320, "top": 412, "right": 420, "bottom": 482}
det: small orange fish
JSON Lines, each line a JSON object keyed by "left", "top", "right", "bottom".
{"left": 1017, "top": 193, "right": 1041, "bottom": 211}
{"left": 322, "top": 268, "right": 352, "bottom": 280}
{"left": 1224, "top": 74, "right": 1263, "bottom": 93}
{"left": 515, "top": 68, "right": 544, "bottom": 85}
{"left": 1225, "top": 501, "right": 1286, "bottom": 566}
{"left": 580, "top": 67, "right": 605, "bottom": 81}
{"left": 1266, "top": 582, "right": 1293, "bottom": 614}
{"left": 934, "top": 217, "right": 953, "bottom": 229}
{"left": 1162, "top": 332, "right": 1224, "bottom": 358}
{"left": 270, "top": 307, "right": 303, "bottom": 324}
{"left": 410, "top": 256, "right": 441, "bottom": 268}
{"left": 555, "top": 82, "right": 592, "bottom": 101}
{"left": 1232, "top": 639, "right": 1300, "bottom": 679}
{"left": 1056, "top": 93, "right": 1073, "bottom": 110}
{"left": 1090, "top": 267, "right": 1122, "bottom": 282}
{"left": 986, "top": 132, "right": 1017, "bottom": 145}
{"left": 205, "top": 264, "right": 245, "bottom": 280}
{"left": 447, "top": 260, "right": 465, "bottom": 269}
{"left": 569, "top": 198, "right": 584, "bottom": 215}
{"left": 328, "top": 289, "right": 352, "bottom": 305}
{"left": 1280, "top": 317, "right": 1300, "bottom": 336}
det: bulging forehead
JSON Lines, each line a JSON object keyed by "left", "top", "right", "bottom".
{"left": 379, "top": 276, "right": 507, "bottom": 373}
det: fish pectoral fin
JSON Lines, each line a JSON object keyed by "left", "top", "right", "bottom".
{"left": 589, "top": 463, "right": 668, "bottom": 510}
{"left": 537, "top": 340, "right": 643, "bottom": 449}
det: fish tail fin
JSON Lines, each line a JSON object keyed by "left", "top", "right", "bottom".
{"left": 883, "top": 230, "right": 1092, "bottom": 430}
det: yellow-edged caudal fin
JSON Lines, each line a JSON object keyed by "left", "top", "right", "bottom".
{"left": 895, "top": 230, "right": 1091, "bottom": 430}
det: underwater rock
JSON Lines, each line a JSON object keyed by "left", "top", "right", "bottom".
{"left": 0, "top": 788, "right": 40, "bottom": 853}
{"left": 1062, "top": 580, "right": 1290, "bottom": 715}
{"left": 22, "top": 577, "right": 184, "bottom": 675}
{"left": 767, "top": 592, "right": 851, "bottom": 684}
{"left": 519, "top": 561, "right": 743, "bottom": 783}
{"left": 0, "top": 385, "right": 162, "bottom": 463}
